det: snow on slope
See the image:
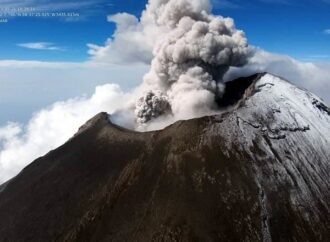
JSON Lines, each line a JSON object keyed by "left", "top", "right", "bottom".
{"left": 234, "top": 73, "right": 330, "bottom": 153}
{"left": 205, "top": 73, "right": 330, "bottom": 240}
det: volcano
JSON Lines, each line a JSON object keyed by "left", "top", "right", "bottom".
{"left": 0, "top": 73, "right": 329, "bottom": 241}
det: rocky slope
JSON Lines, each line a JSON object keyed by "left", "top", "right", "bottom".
{"left": 0, "top": 73, "right": 329, "bottom": 242}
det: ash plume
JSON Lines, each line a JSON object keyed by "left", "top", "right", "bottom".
{"left": 135, "top": 91, "right": 171, "bottom": 124}
{"left": 134, "top": 0, "right": 253, "bottom": 125}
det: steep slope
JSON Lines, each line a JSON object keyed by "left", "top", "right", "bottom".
{"left": 0, "top": 73, "right": 329, "bottom": 242}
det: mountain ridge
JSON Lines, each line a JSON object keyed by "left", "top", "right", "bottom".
{"left": 0, "top": 73, "right": 329, "bottom": 241}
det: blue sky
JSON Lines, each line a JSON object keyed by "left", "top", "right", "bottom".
{"left": 0, "top": 0, "right": 329, "bottom": 62}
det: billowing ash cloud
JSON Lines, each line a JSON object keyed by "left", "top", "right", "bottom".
{"left": 133, "top": 0, "right": 252, "bottom": 125}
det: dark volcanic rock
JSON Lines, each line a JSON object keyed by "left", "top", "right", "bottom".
{"left": 0, "top": 73, "right": 329, "bottom": 242}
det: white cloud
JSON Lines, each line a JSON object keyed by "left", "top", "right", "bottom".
{"left": 0, "top": 0, "right": 104, "bottom": 11}
{"left": 17, "top": 42, "right": 64, "bottom": 51}
{"left": 0, "top": 59, "right": 148, "bottom": 126}
{"left": 301, "top": 54, "right": 330, "bottom": 62}
{"left": 87, "top": 12, "right": 155, "bottom": 64}
{"left": 0, "top": 59, "right": 80, "bottom": 68}
{"left": 307, "top": 54, "right": 330, "bottom": 59}
{"left": 0, "top": 59, "right": 131, "bottom": 68}
{"left": 0, "top": 83, "right": 134, "bottom": 183}
{"left": 225, "top": 49, "right": 330, "bottom": 104}
{"left": 323, "top": 29, "right": 330, "bottom": 35}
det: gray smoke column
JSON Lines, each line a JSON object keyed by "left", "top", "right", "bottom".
{"left": 135, "top": 0, "right": 252, "bottom": 125}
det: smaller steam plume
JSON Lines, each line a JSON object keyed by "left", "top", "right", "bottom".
{"left": 135, "top": 91, "right": 170, "bottom": 124}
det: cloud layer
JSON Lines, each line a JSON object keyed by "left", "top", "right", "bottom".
{"left": 324, "top": 29, "right": 330, "bottom": 35}
{"left": 87, "top": 12, "right": 155, "bottom": 64}
{"left": 17, "top": 42, "right": 63, "bottom": 51}
{"left": 1, "top": 49, "right": 330, "bottom": 184}
{"left": 226, "top": 49, "right": 330, "bottom": 104}
{"left": 0, "top": 84, "right": 130, "bottom": 183}
{"left": 0, "top": 60, "right": 148, "bottom": 125}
